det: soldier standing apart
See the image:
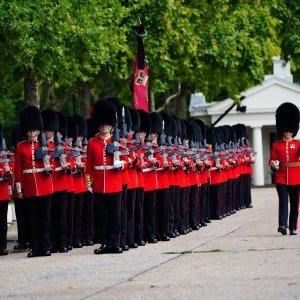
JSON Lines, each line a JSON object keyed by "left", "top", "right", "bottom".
{"left": 15, "top": 106, "right": 53, "bottom": 257}
{"left": 86, "top": 100, "right": 124, "bottom": 254}
{"left": 269, "top": 102, "right": 300, "bottom": 236}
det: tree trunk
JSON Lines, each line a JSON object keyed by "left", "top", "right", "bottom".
{"left": 41, "top": 81, "right": 51, "bottom": 109}
{"left": 24, "top": 70, "right": 40, "bottom": 108}
{"left": 175, "top": 82, "right": 187, "bottom": 119}
{"left": 78, "top": 82, "right": 93, "bottom": 119}
{"left": 150, "top": 90, "right": 155, "bottom": 112}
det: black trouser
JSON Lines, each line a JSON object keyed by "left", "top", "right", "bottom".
{"left": 73, "top": 193, "right": 83, "bottom": 245}
{"left": 143, "top": 190, "right": 156, "bottom": 240}
{"left": 185, "top": 186, "right": 190, "bottom": 229}
{"left": 0, "top": 200, "right": 8, "bottom": 251}
{"left": 94, "top": 192, "right": 121, "bottom": 248}
{"left": 173, "top": 186, "right": 180, "bottom": 232}
{"left": 196, "top": 185, "right": 201, "bottom": 225}
{"left": 221, "top": 181, "right": 227, "bottom": 215}
{"left": 205, "top": 180, "right": 211, "bottom": 221}
{"left": 210, "top": 184, "right": 222, "bottom": 219}
{"left": 276, "top": 184, "right": 299, "bottom": 231}
{"left": 134, "top": 188, "right": 144, "bottom": 243}
{"left": 189, "top": 185, "right": 198, "bottom": 227}
{"left": 66, "top": 192, "right": 74, "bottom": 246}
{"left": 240, "top": 175, "right": 246, "bottom": 208}
{"left": 232, "top": 179, "right": 237, "bottom": 211}
{"left": 168, "top": 185, "right": 175, "bottom": 234}
{"left": 156, "top": 188, "right": 170, "bottom": 237}
{"left": 235, "top": 177, "right": 241, "bottom": 209}
{"left": 14, "top": 197, "right": 30, "bottom": 246}
{"left": 82, "top": 191, "right": 93, "bottom": 244}
{"left": 179, "top": 187, "right": 186, "bottom": 230}
{"left": 28, "top": 195, "right": 51, "bottom": 253}
{"left": 245, "top": 174, "right": 252, "bottom": 207}
{"left": 121, "top": 184, "right": 128, "bottom": 246}
{"left": 127, "top": 188, "right": 136, "bottom": 244}
{"left": 226, "top": 179, "right": 233, "bottom": 213}
{"left": 199, "top": 184, "right": 207, "bottom": 222}
{"left": 51, "top": 190, "right": 67, "bottom": 249}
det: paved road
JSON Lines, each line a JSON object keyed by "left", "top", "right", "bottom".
{"left": 1, "top": 188, "right": 299, "bottom": 300}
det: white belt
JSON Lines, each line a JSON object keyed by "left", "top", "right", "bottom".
{"left": 142, "top": 167, "right": 154, "bottom": 172}
{"left": 23, "top": 168, "right": 45, "bottom": 174}
{"left": 55, "top": 167, "right": 63, "bottom": 171}
{"left": 94, "top": 165, "right": 115, "bottom": 171}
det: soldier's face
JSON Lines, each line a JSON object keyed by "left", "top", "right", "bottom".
{"left": 26, "top": 130, "right": 39, "bottom": 141}
{"left": 283, "top": 132, "right": 293, "bottom": 139}
{"left": 99, "top": 124, "right": 112, "bottom": 134}
{"left": 45, "top": 130, "right": 54, "bottom": 140}
{"left": 139, "top": 132, "right": 146, "bottom": 140}
{"left": 151, "top": 133, "right": 158, "bottom": 142}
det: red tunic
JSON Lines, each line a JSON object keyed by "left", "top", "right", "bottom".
{"left": 0, "top": 160, "right": 10, "bottom": 201}
{"left": 127, "top": 136, "right": 138, "bottom": 189}
{"left": 134, "top": 143, "right": 145, "bottom": 188}
{"left": 86, "top": 136, "right": 123, "bottom": 193}
{"left": 14, "top": 140, "right": 53, "bottom": 198}
{"left": 269, "top": 139, "right": 300, "bottom": 185}
{"left": 156, "top": 149, "right": 170, "bottom": 190}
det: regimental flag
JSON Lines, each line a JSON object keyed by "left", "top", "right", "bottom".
{"left": 133, "top": 23, "right": 149, "bottom": 112}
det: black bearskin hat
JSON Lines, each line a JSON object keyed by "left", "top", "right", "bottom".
{"left": 92, "top": 99, "right": 117, "bottom": 127}
{"left": 180, "top": 119, "right": 186, "bottom": 140}
{"left": 183, "top": 120, "right": 194, "bottom": 141}
{"left": 19, "top": 105, "right": 43, "bottom": 134}
{"left": 191, "top": 121, "right": 202, "bottom": 143}
{"left": 206, "top": 127, "right": 217, "bottom": 148}
{"left": 193, "top": 119, "right": 206, "bottom": 139}
{"left": 137, "top": 110, "right": 151, "bottom": 133}
{"left": 106, "top": 97, "right": 123, "bottom": 128}
{"left": 129, "top": 109, "right": 140, "bottom": 132}
{"left": 86, "top": 118, "right": 98, "bottom": 139}
{"left": 276, "top": 102, "right": 300, "bottom": 137}
{"left": 73, "top": 114, "right": 87, "bottom": 138}
{"left": 149, "top": 112, "right": 163, "bottom": 134}
{"left": 160, "top": 112, "right": 171, "bottom": 136}
{"left": 67, "top": 116, "right": 78, "bottom": 139}
{"left": 169, "top": 117, "right": 177, "bottom": 137}
{"left": 125, "top": 108, "right": 132, "bottom": 131}
{"left": 41, "top": 109, "right": 59, "bottom": 132}
{"left": 11, "top": 123, "right": 25, "bottom": 147}
{"left": 172, "top": 116, "right": 181, "bottom": 137}
{"left": 57, "top": 112, "right": 68, "bottom": 137}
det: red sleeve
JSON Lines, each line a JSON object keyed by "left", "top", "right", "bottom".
{"left": 269, "top": 143, "right": 277, "bottom": 165}
{"left": 86, "top": 140, "right": 93, "bottom": 176}
{"left": 14, "top": 144, "right": 22, "bottom": 184}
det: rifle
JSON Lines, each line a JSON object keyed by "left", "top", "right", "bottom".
{"left": 35, "top": 132, "right": 52, "bottom": 174}
{"left": 72, "top": 136, "right": 85, "bottom": 174}
{"left": 158, "top": 121, "right": 169, "bottom": 169}
{"left": 52, "top": 132, "right": 69, "bottom": 171}
{"left": 0, "top": 138, "right": 13, "bottom": 181}
{"left": 106, "top": 113, "right": 129, "bottom": 169}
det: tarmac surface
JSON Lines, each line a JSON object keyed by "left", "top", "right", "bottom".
{"left": 1, "top": 187, "right": 300, "bottom": 300}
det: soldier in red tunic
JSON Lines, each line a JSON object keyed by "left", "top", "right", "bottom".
{"left": 269, "top": 102, "right": 300, "bottom": 235}
{"left": 0, "top": 123, "right": 12, "bottom": 255}
{"left": 42, "top": 109, "right": 69, "bottom": 253}
{"left": 86, "top": 100, "right": 124, "bottom": 254}
{"left": 15, "top": 106, "right": 53, "bottom": 257}
{"left": 69, "top": 115, "right": 86, "bottom": 248}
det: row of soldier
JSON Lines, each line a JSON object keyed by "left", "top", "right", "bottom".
{"left": 0, "top": 97, "right": 255, "bottom": 256}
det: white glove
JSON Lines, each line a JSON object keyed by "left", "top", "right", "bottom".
{"left": 114, "top": 160, "right": 123, "bottom": 169}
